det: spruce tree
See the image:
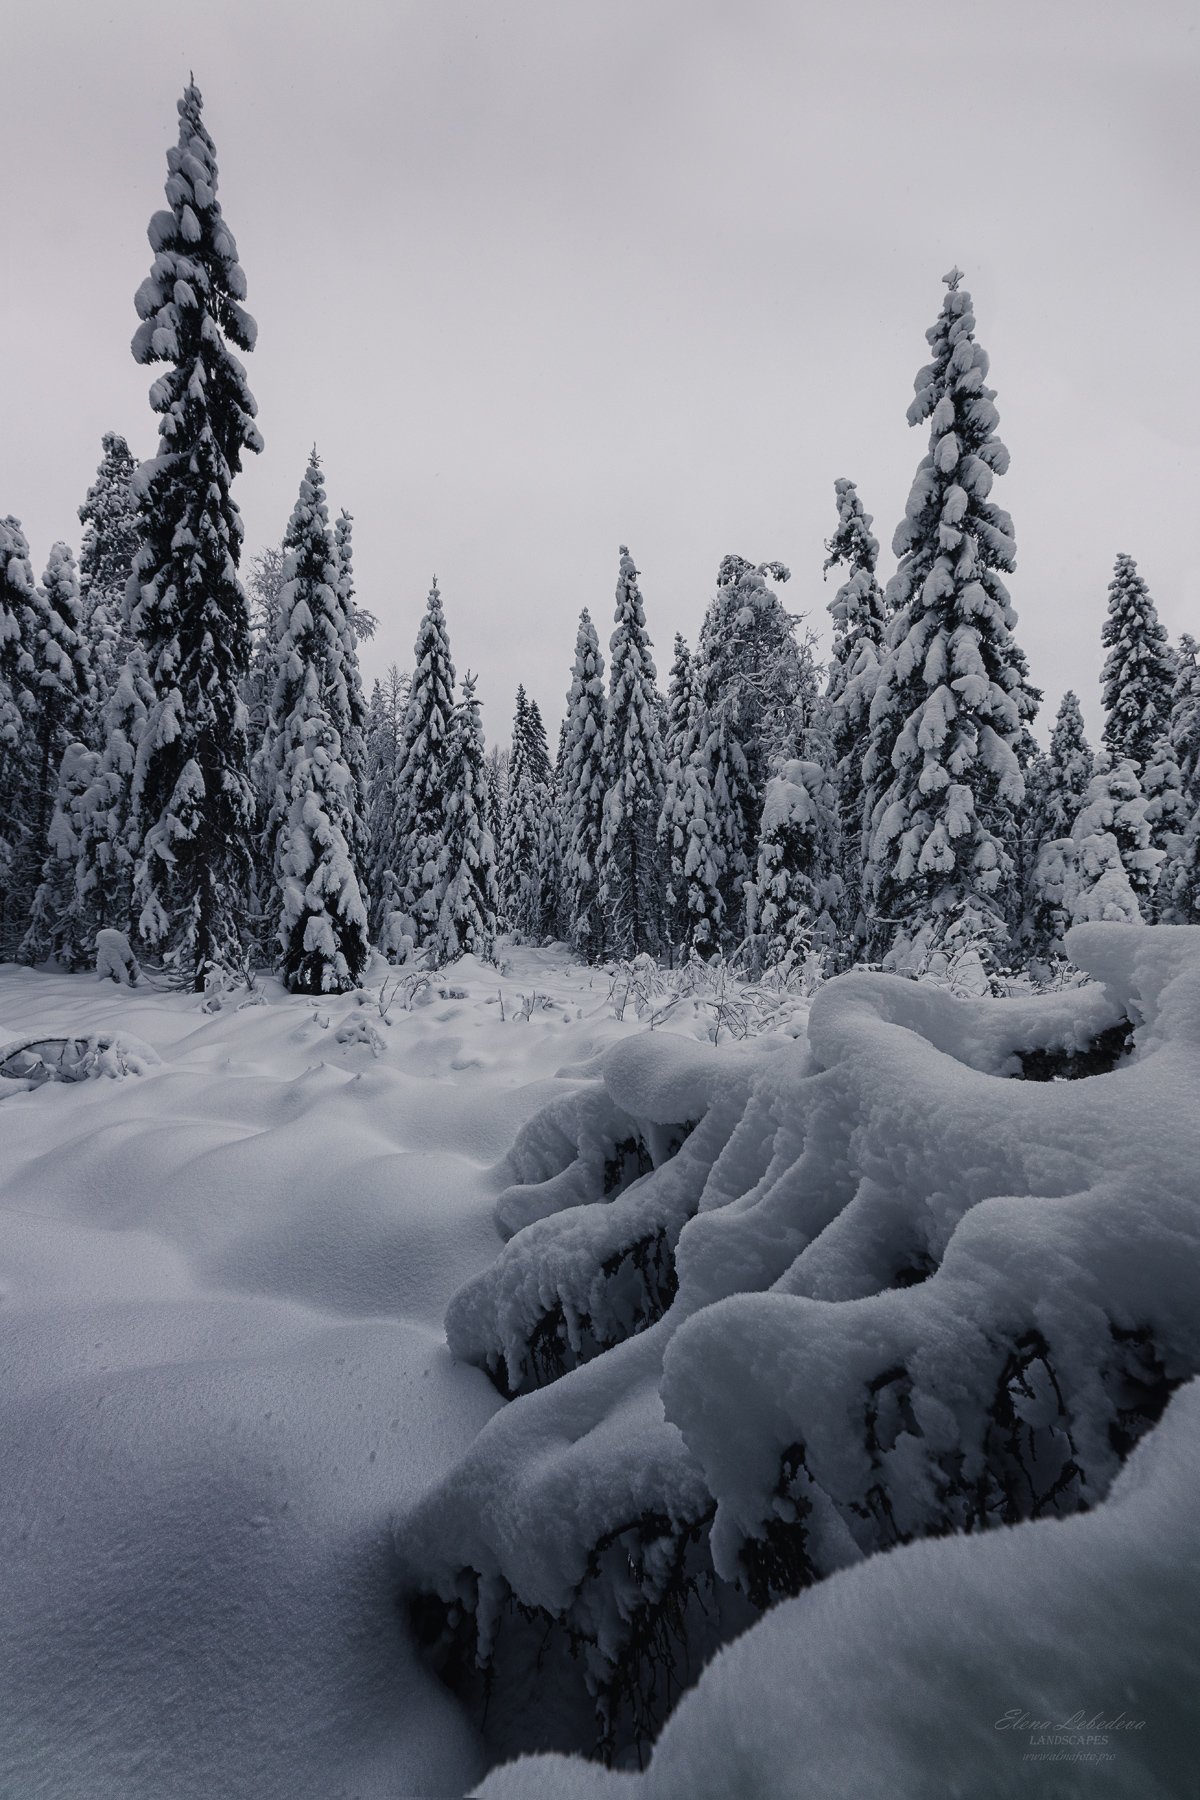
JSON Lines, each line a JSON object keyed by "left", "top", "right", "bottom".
{"left": 863, "top": 268, "right": 1032, "bottom": 964}
{"left": 262, "top": 452, "right": 369, "bottom": 993}
{"left": 1100, "top": 554, "right": 1174, "bottom": 771}
{"left": 0, "top": 517, "right": 38, "bottom": 950}
{"left": 1142, "top": 736, "right": 1188, "bottom": 920}
{"left": 501, "top": 685, "right": 554, "bottom": 940}
{"left": 745, "top": 759, "right": 841, "bottom": 970}
{"left": 364, "top": 663, "right": 409, "bottom": 942}
{"left": 598, "top": 546, "right": 666, "bottom": 956}
{"left": 560, "top": 610, "right": 608, "bottom": 960}
{"left": 128, "top": 80, "right": 262, "bottom": 985}
{"left": 1041, "top": 690, "right": 1094, "bottom": 838}
{"left": 1070, "top": 754, "right": 1161, "bottom": 923}
{"left": 19, "top": 545, "right": 94, "bottom": 960}
{"left": 392, "top": 580, "right": 456, "bottom": 947}
{"left": 824, "top": 479, "right": 886, "bottom": 948}
{"left": 1169, "top": 634, "right": 1200, "bottom": 808}
{"left": 70, "top": 652, "right": 156, "bottom": 955}
{"left": 436, "top": 672, "right": 499, "bottom": 961}
{"left": 78, "top": 432, "right": 140, "bottom": 714}
{"left": 333, "top": 509, "right": 371, "bottom": 876}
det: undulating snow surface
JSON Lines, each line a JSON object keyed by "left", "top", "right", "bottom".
{"left": 5, "top": 931, "right": 1198, "bottom": 1798}
{"left": 0, "top": 946, "right": 686, "bottom": 1800}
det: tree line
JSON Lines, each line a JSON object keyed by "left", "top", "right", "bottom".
{"left": 2, "top": 84, "right": 1197, "bottom": 994}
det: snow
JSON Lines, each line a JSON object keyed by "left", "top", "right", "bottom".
{"left": 0, "top": 943, "right": 676, "bottom": 1799}
{"left": 4, "top": 927, "right": 1198, "bottom": 1796}
{"left": 402, "top": 922, "right": 1200, "bottom": 1781}
{"left": 478, "top": 1376, "right": 1200, "bottom": 1799}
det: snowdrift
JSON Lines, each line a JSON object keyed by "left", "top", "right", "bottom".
{"left": 400, "top": 923, "right": 1200, "bottom": 1771}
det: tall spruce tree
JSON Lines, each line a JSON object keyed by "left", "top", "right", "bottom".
{"left": 19, "top": 545, "right": 93, "bottom": 960}
{"left": 0, "top": 517, "right": 38, "bottom": 950}
{"left": 824, "top": 479, "right": 886, "bottom": 947}
{"left": 262, "top": 452, "right": 369, "bottom": 993}
{"left": 128, "top": 80, "right": 262, "bottom": 985}
{"left": 364, "top": 663, "right": 409, "bottom": 942}
{"left": 560, "top": 610, "right": 608, "bottom": 959}
{"left": 436, "top": 672, "right": 499, "bottom": 961}
{"left": 78, "top": 432, "right": 140, "bottom": 715}
{"left": 863, "top": 269, "right": 1032, "bottom": 964}
{"left": 598, "top": 546, "right": 666, "bottom": 956}
{"left": 501, "top": 685, "right": 555, "bottom": 939}
{"left": 392, "top": 580, "right": 456, "bottom": 947}
{"left": 333, "top": 509, "right": 370, "bottom": 876}
{"left": 1100, "top": 554, "right": 1174, "bottom": 771}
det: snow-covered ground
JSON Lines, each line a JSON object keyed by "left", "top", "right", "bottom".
{"left": 0, "top": 945, "right": 695, "bottom": 1800}
{"left": 3, "top": 933, "right": 1198, "bottom": 1799}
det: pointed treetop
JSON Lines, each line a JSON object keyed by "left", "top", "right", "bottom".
{"left": 943, "top": 265, "right": 964, "bottom": 290}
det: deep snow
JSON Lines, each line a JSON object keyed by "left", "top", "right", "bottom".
{"left": 0, "top": 946, "right": 677, "bottom": 1800}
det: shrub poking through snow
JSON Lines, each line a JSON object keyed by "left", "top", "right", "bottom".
{"left": 402, "top": 923, "right": 1200, "bottom": 1767}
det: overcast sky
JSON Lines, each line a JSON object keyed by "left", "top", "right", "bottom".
{"left": 4, "top": 0, "right": 1198, "bottom": 747}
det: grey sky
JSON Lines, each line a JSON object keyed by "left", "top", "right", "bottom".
{"left": 4, "top": 0, "right": 1198, "bottom": 747}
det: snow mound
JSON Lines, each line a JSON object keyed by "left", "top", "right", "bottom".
{"left": 402, "top": 923, "right": 1200, "bottom": 1765}
{"left": 0, "top": 1031, "right": 159, "bottom": 1087}
{"left": 477, "top": 1375, "right": 1200, "bottom": 1799}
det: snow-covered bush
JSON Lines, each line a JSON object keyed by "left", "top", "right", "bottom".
{"left": 401, "top": 924, "right": 1200, "bottom": 1767}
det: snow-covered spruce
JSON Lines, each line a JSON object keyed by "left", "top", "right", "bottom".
{"left": 332, "top": 509, "right": 371, "bottom": 881}
{"left": 261, "top": 452, "right": 370, "bottom": 994}
{"left": 657, "top": 634, "right": 696, "bottom": 955}
{"left": 77, "top": 431, "right": 141, "bottom": 714}
{"left": 1142, "top": 736, "right": 1188, "bottom": 921}
{"left": 17, "top": 544, "right": 93, "bottom": 961}
{"left": 128, "top": 80, "right": 262, "bottom": 987}
{"left": 1101, "top": 553, "right": 1175, "bottom": 772}
{"left": 744, "top": 759, "right": 841, "bottom": 971}
{"left": 598, "top": 548, "right": 667, "bottom": 957}
{"left": 435, "top": 672, "right": 499, "bottom": 963}
{"left": 560, "top": 612, "right": 608, "bottom": 961}
{"left": 402, "top": 925, "right": 1200, "bottom": 1762}
{"left": 476, "top": 1376, "right": 1200, "bottom": 1800}
{"left": 863, "top": 268, "right": 1035, "bottom": 964}
{"left": 390, "top": 580, "right": 457, "bottom": 950}
{"left": 1070, "top": 753, "right": 1161, "bottom": 924}
{"left": 364, "top": 663, "right": 410, "bottom": 944}
{"left": 0, "top": 520, "right": 37, "bottom": 945}
{"left": 500, "top": 686, "right": 555, "bottom": 941}
{"left": 823, "top": 479, "right": 886, "bottom": 951}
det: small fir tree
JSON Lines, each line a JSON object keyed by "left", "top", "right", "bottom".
{"left": 598, "top": 546, "right": 666, "bottom": 956}
{"left": 1070, "top": 754, "right": 1161, "bottom": 923}
{"left": 364, "top": 663, "right": 409, "bottom": 942}
{"left": 824, "top": 479, "right": 886, "bottom": 949}
{"left": 391, "top": 580, "right": 456, "bottom": 947}
{"left": 1100, "top": 554, "right": 1174, "bottom": 772}
{"left": 745, "top": 759, "right": 841, "bottom": 970}
{"left": 78, "top": 432, "right": 141, "bottom": 715}
{"left": 128, "top": 80, "right": 263, "bottom": 985}
{"left": 560, "top": 610, "right": 608, "bottom": 960}
{"left": 18, "top": 545, "right": 94, "bottom": 959}
{"left": 435, "top": 672, "right": 499, "bottom": 961}
{"left": 0, "top": 517, "right": 38, "bottom": 948}
{"left": 262, "top": 452, "right": 370, "bottom": 993}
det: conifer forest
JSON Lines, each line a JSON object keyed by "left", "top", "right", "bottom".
{"left": 2, "top": 17, "right": 1198, "bottom": 1800}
